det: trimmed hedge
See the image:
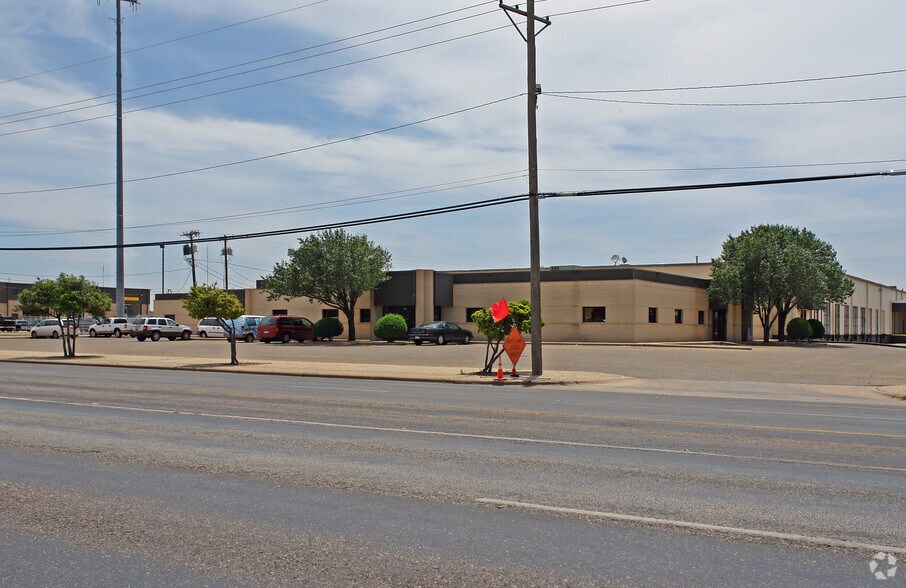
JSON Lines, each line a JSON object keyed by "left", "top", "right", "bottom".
{"left": 786, "top": 317, "right": 813, "bottom": 341}
{"left": 806, "top": 318, "right": 825, "bottom": 340}
{"left": 373, "top": 313, "right": 407, "bottom": 342}
{"left": 314, "top": 317, "right": 344, "bottom": 341}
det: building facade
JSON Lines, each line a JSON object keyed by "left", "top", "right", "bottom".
{"left": 151, "top": 263, "right": 905, "bottom": 343}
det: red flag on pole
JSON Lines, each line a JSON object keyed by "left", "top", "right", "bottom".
{"left": 490, "top": 298, "right": 510, "bottom": 323}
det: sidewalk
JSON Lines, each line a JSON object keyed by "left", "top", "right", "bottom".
{"left": 0, "top": 349, "right": 627, "bottom": 386}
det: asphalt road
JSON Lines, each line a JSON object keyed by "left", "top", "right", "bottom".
{"left": 0, "top": 363, "right": 903, "bottom": 586}
{"left": 5, "top": 333, "right": 906, "bottom": 385}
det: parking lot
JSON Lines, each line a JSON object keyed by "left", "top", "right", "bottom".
{"left": 3, "top": 332, "right": 905, "bottom": 387}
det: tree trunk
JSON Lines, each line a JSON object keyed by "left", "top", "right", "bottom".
{"left": 343, "top": 307, "right": 356, "bottom": 342}
{"left": 776, "top": 310, "right": 790, "bottom": 342}
{"left": 230, "top": 337, "right": 238, "bottom": 365}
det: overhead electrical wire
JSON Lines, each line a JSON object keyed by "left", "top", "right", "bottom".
{"left": 0, "top": 170, "right": 528, "bottom": 238}
{"left": 0, "top": 93, "right": 525, "bottom": 196}
{"left": 544, "top": 93, "right": 906, "bottom": 107}
{"left": 0, "top": 2, "right": 501, "bottom": 124}
{"left": 0, "top": 170, "right": 897, "bottom": 253}
{"left": 0, "top": 0, "right": 334, "bottom": 85}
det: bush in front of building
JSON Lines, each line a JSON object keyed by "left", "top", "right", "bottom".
{"left": 806, "top": 318, "right": 825, "bottom": 340}
{"left": 374, "top": 313, "right": 407, "bottom": 342}
{"left": 786, "top": 317, "right": 813, "bottom": 341}
{"left": 313, "top": 317, "right": 344, "bottom": 341}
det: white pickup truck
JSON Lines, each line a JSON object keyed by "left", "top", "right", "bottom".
{"left": 87, "top": 317, "right": 131, "bottom": 338}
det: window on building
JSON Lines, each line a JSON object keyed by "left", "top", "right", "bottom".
{"left": 582, "top": 307, "right": 606, "bottom": 322}
{"left": 359, "top": 308, "right": 371, "bottom": 323}
{"left": 465, "top": 307, "right": 482, "bottom": 322}
{"left": 698, "top": 310, "right": 705, "bottom": 325}
{"left": 648, "top": 308, "right": 658, "bottom": 323}
{"left": 322, "top": 308, "right": 339, "bottom": 319}
{"left": 674, "top": 309, "right": 683, "bottom": 324}
{"left": 272, "top": 309, "right": 287, "bottom": 316}
{"left": 164, "top": 314, "right": 175, "bottom": 320}
{"left": 434, "top": 306, "right": 442, "bottom": 321}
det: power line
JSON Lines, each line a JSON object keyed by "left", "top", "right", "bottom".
{"left": 545, "top": 92, "right": 906, "bottom": 107}
{"left": 0, "top": 25, "right": 511, "bottom": 139}
{"left": 0, "top": 1, "right": 333, "bottom": 85}
{"left": 540, "top": 157, "right": 906, "bottom": 173}
{"left": 548, "top": 67, "right": 906, "bottom": 96}
{"left": 0, "top": 170, "right": 528, "bottom": 238}
{"left": 0, "top": 93, "right": 525, "bottom": 196}
{"left": 0, "top": 3, "right": 500, "bottom": 125}
{"left": 0, "top": 169, "right": 898, "bottom": 253}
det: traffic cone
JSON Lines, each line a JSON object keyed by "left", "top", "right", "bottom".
{"left": 495, "top": 357, "right": 507, "bottom": 381}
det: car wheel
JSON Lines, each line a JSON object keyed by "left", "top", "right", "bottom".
{"left": 182, "top": 331, "right": 191, "bottom": 340}
{"left": 245, "top": 333, "right": 254, "bottom": 343}
{"left": 151, "top": 331, "right": 161, "bottom": 342}
{"left": 89, "top": 329, "right": 97, "bottom": 337}
{"left": 462, "top": 334, "right": 471, "bottom": 344}
{"left": 414, "top": 340, "right": 422, "bottom": 346}
{"left": 114, "top": 329, "right": 122, "bottom": 338}
{"left": 52, "top": 331, "right": 60, "bottom": 339}
{"left": 263, "top": 339, "right": 270, "bottom": 344}
{"left": 30, "top": 331, "right": 37, "bottom": 338}
{"left": 281, "top": 332, "right": 291, "bottom": 344}
{"left": 436, "top": 335, "right": 445, "bottom": 345}
{"left": 136, "top": 336, "right": 146, "bottom": 342}
{"left": 199, "top": 331, "right": 208, "bottom": 338}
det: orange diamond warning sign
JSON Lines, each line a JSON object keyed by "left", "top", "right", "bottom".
{"left": 503, "top": 326, "right": 526, "bottom": 366}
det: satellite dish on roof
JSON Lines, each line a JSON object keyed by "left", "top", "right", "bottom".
{"left": 621, "top": 257, "right": 628, "bottom": 264}
{"left": 610, "top": 255, "right": 620, "bottom": 265}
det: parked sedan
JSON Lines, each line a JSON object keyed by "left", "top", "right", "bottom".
{"left": 29, "top": 319, "right": 78, "bottom": 339}
{"left": 406, "top": 321, "right": 472, "bottom": 345}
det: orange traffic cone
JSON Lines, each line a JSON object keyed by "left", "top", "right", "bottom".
{"left": 495, "top": 357, "right": 507, "bottom": 381}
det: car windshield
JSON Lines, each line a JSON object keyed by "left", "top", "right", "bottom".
{"left": 418, "top": 322, "right": 443, "bottom": 328}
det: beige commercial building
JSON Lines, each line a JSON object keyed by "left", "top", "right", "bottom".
{"left": 152, "top": 263, "right": 906, "bottom": 343}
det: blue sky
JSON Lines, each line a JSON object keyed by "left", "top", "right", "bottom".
{"left": 2, "top": 0, "right": 906, "bottom": 295}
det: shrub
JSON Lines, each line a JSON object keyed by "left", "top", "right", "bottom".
{"left": 806, "top": 318, "right": 825, "bottom": 340}
{"left": 373, "top": 313, "right": 407, "bottom": 342}
{"left": 786, "top": 317, "right": 813, "bottom": 341}
{"left": 313, "top": 317, "right": 344, "bottom": 341}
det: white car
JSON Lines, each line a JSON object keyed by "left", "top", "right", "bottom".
{"left": 87, "top": 317, "right": 132, "bottom": 338}
{"left": 29, "top": 319, "right": 79, "bottom": 339}
{"left": 197, "top": 317, "right": 228, "bottom": 338}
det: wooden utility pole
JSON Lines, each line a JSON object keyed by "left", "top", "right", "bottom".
{"left": 222, "top": 237, "right": 232, "bottom": 290}
{"left": 182, "top": 230, "right": 199, "bottom": 287}
{"left": 500, "top": 0, "right": 550, "bottom": 376}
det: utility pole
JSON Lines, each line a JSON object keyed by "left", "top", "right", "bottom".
{"left": 105, "top": 0, "right": 140, "bottom": 316}
{"left": 500, "top": 0, "right": 550, "bottom": 376}
{"left": 221, "top": 237, "right": 233, "bottom": 290}
{"left": 159, "top": 244, "right": 165, "bottom": 294}
{"left": 182, "top": 230, "right": 199, "bottom": 287}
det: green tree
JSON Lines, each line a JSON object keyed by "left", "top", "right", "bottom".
{"left": 183, "top": 284, "right": 245, "bottom": 365}
{"left": 471, "top": 299, "right": 539, "bottom": 374}
{"left": 263, "top": 229, "right": 391, "bottom": 342}
{"left": 16, "top": 274, "right": 112, "bottom": 358}
{"left": 709, "top": 224, "right": 854, "bottom": 342}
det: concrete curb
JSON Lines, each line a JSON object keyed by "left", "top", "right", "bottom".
{"left": 0, "top": 351, "right": 627, "bottom": 387}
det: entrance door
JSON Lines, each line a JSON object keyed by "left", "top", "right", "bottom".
{"left": 711, "top": 310, "right": 727, "bottom": 341}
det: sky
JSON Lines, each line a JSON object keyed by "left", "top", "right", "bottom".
{"left": 1, "top": 0, "right": 905, "bottom": 296}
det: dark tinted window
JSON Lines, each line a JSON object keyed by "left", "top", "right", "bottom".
{"left": 260, "top": 317, "right": 276, "bottom": 326}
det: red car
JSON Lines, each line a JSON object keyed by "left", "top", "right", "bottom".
{"left": 257, "top": 315, "right": 314, "bottom": 344}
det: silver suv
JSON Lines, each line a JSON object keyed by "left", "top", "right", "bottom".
{"left": 130, "top": 317, "right": 193, "bottom": 342}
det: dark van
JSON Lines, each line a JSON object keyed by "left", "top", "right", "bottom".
{"left": 257, "top": 315, "right": 314, "bottom": 344}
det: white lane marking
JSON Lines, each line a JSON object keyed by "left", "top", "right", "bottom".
{"left": 711, "top": 408, "right": 906, "bottom": 422}
{"left": 1, "top": 394, "right": 905, "bottom": 474}
{"left": 475, "top": 498, "right": 906, "bottom": 555}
